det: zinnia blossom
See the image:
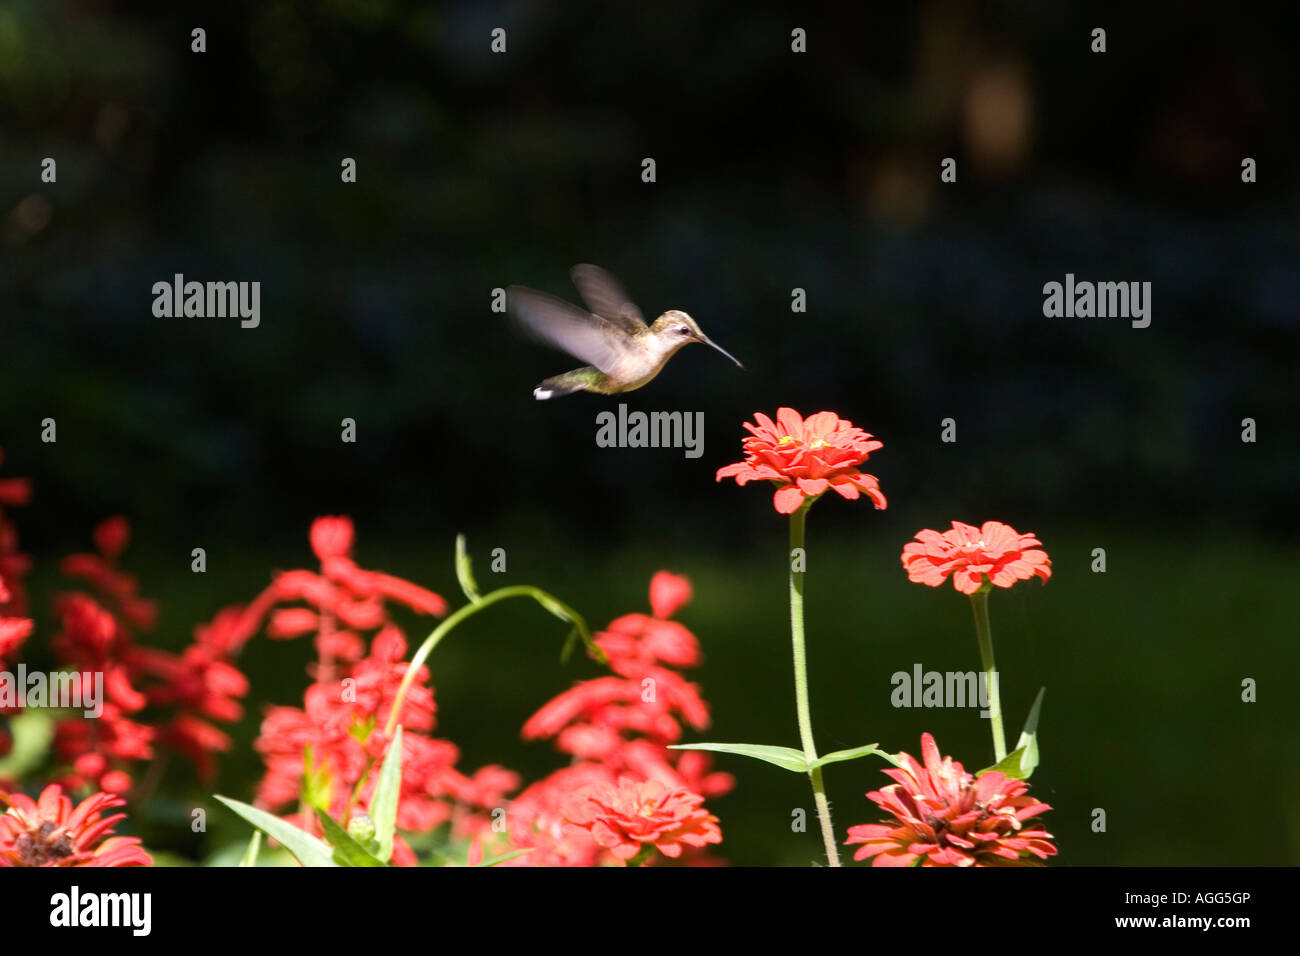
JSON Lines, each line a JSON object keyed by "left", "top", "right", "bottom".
{"left": 716, "top": 408, "right": 886, "bottom": 514}
{"left": 562, "top": 776, "right": 721, "bottom": 862}
{"left": 0, "top": 784, "right": 151, "bottom": 867}
{"left": 844, "top": 733, "right": 1056, "bottom": 867}
{"left": 901, "top": 520, "right": 1051, "bottom": 594}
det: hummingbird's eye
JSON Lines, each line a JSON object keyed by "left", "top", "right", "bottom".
{"left": 676, "top": 326, "right": 691, "bottom": 336}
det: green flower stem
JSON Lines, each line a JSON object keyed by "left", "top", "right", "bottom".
{"left": 384, "top": 585, "right": 592, "bottom": 738}
{"left": 789, "top": 501, "right": 841, "bottom": 867}
{"left": 969, "top": 586, "right": 1006, "bottom": 762}
{"left": 625, "top": 845, "right": 656, "bottom": 867}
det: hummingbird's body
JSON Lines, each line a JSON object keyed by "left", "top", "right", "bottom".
{"left": 507, "top": 265, "right": 742, "bottom": 399}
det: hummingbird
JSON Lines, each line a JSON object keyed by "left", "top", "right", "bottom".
{"left": 507, "top": 264, "right": 743, "bottom": 400}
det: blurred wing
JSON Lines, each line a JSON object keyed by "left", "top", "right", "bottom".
{"left": 507, "top": 286, "right": 627, "bottom": 373}
{"left": 570, "top": 264, "right": 646, "bottom": 333}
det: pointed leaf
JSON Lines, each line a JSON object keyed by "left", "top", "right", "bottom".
{"left": 559, "top": 627, "right": 580, "bottom": 664}
{"left": 977, "top": 744, "right": 1031, "bottom": 779}
{"left": 1012, "top": 686, "right": 1046, "bottom": 776}
{"left": 238, "top": 829, "right": 262, "bottom": 867}
{"left": 529, "top": 590, "right": 606, "bottom": 665}
{"left": 811, "top": 743, "right": 886, "bottom": 769}
{"left": 472, "top": 848, "right": 535, "bottom": 867}
{"left": 371, "top": 726, "right": 403, "bottom": 863}
{"left": 977, "top": 688, "right": 1046, "bottom": 780}
{"left": 214, "top": 795, "right": 338, "bottom": 867}
{"left": 314, "top": 808, "right": 387, "bottom": 867}
{"left": 668, "top": 742, "right": 808, "bottom": 773}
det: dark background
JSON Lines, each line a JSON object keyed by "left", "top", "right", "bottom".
{"left": 2, "top": 1, "right": 1297, "bottom": 865}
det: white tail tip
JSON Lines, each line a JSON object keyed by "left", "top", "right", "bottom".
{"left": 533, "top": 387, "right": 554, "bottom": 400}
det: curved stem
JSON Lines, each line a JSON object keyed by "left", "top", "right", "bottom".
{"left": 384, "top": 585, "right": 592, "bottom": 738}
{"left": 969, "top": 587, "right": 1006, "bottom": 762}
{"left": 789, "top": 501, "right": 840, "bottom": 867}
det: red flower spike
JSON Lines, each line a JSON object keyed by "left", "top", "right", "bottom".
{"left": 649, "top": 571, "right": 692, "bottom": 620}
{"left": 310, "top": 516, "right": 354, "bottom": 561}
{"left": 716, "top": 408, "right": 886, "bottom": 514}
{"left": 93, "top": 517, "right": 130, "bottom": 562}
{"left": 0, "top": 618, "right": 33, "bottom": 661}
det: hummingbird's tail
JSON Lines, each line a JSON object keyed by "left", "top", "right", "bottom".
{"left": 533, "top": 367, "right": 600, "bottom": 400}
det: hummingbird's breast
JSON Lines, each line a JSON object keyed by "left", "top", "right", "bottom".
{"left": 608, "top": 337, "right": 682, "bottom": 392}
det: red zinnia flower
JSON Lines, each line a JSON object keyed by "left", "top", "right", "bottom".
{"left": 901, "top": 520, "right": 1051, "bottom": 594}
{"left": 562, "top": 776, "right": 721, "bottom": 862}
{"left": 0, "top": 784, "right": 151, "bottom": 867}
{"left": 845, "top": 733, "right": 1056, "bottom": 867}
{"left": 716, "top": 408, "right": 886, "bottom": 514}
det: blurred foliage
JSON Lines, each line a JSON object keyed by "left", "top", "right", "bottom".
{"left": 1, "top": 1, "right": 1297, "bottom": 864}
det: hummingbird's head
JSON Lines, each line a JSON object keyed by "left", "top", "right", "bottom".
{"left": 650, "top": 311, "right": 744, "bottom": 367}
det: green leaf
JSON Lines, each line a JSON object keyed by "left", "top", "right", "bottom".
{"left": 371, "top": 726, "right": 404, "bottom": 863}
{"left": 978, "top": 687, "right": 1046, "bottom": 780}
{"left": 238, "top": 829, "right": 262, "bottom": 867}
{"left": 977, "top": 744, "right": 1030, "bottom": 779}
{"left": 668, "top": 742, "right": 809, "bottom": 773}
{"left": 558, "top": 627, "right": 580, "bottom": 664}
{"left": 1013, "top": 686, "right": 1046, "bottom": 769}
{"left": 472, "top": 848, "right": 535, "bottom": 867}
{"left": 214, "top": 795, "right": 338, "bottom": 867}
{"left": 301, "top": 744, "right": 333, "bottom": 811}
{"left": 313, "top": 808, "right": 387, "bottom": 867}
{"left": 455, "top": 534, "right": 482, "bottom": 604}
{"left": 529, "top": 590, "right": 606, "bottom": 666}
{"left": 811, "top": 743, "right": 886, "bottom": 769}
{"left": 0, "top": 712, "right": 55, "bottom": 778}
{"left": 1013, "top": 686, "right": 1045, "bottom": 780}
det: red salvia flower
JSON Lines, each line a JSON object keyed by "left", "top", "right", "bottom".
{"left": 562, "top": 776, "right": 722, "bottom": 862}
{"left": 0, "top": 446, "right": 33, "bottom": 626}
{"left": 0, "top": 617, "right": 32, "bottom": 664}
{"left": 845, "top": 733, "right": 1056, "bottom": 867}
{"left": 0, "top": 784, "right": 151, "bottom": 867}
{"left": 0, "top": 447, "right": 32, "bottom": 509}
{"left": 716, "top": 408, "right": 886, "bottom": 514}
{"left": 310, "top": 515, "right": 355, "bottom": 561}
{"left": 247, "top": 519, "right": 502, "bottom": 864}
{"left": 499, "top": 572, "right": 732, "bottom": 866}
{"left": 902, "top": 520, "right": 1051, "bottom": 594}
{"left": 60, "top": 517, "right": 158, "bottom": 632}
{"left": 649, "top": 571, "right": 692, "bottom": 619}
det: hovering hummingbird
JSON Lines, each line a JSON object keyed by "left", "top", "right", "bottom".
{"left": 507, "top": 264, "right": 743, "bottom": 400}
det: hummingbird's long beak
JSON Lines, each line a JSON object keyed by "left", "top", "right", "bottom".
{"left": 701, "top": 336, "right": 744, "bottom": 368}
